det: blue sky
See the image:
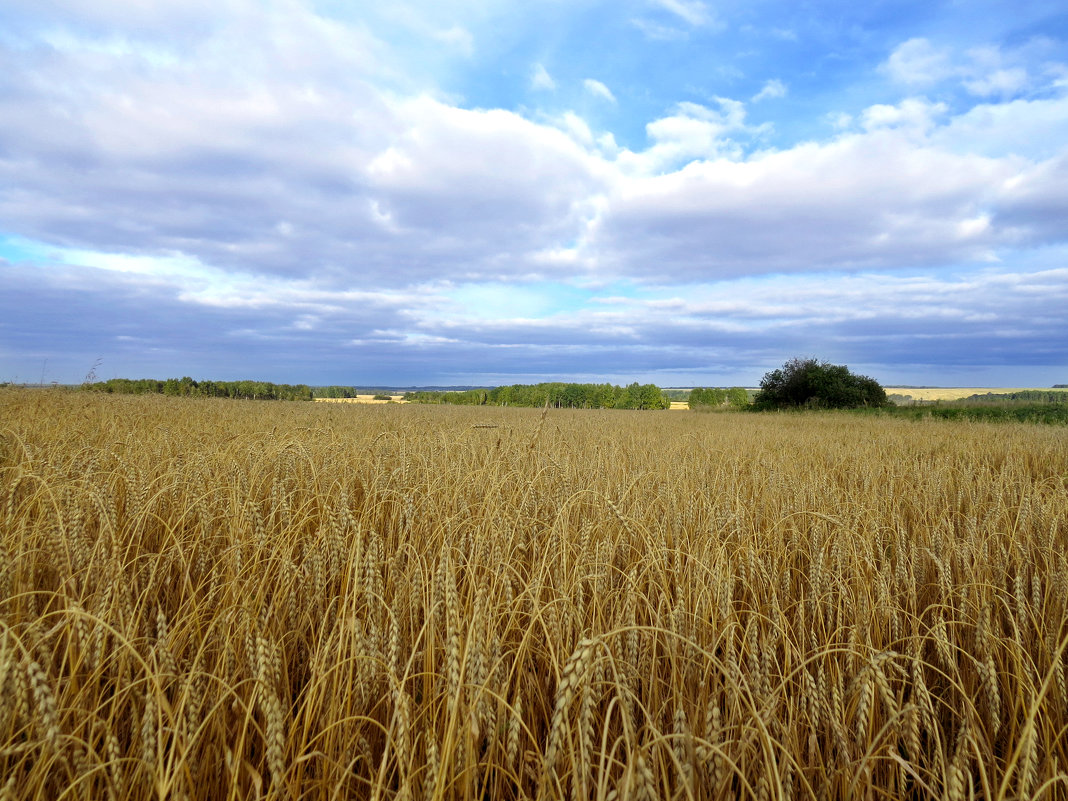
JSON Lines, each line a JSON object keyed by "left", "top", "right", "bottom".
{"left": 1, "top": 1, "right": 1067, "bottom": 387}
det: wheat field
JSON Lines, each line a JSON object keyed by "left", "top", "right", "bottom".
{"left": 1, "top": 388, "right": 1066, "bottom": 800}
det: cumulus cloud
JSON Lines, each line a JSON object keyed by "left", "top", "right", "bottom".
{"left": 0, "top": 9, "right": 611, "bottom": 287}
{"left": 931, "top": 93, "right": 1068, "bottom": 160}
{"left": 3, "top": 15, "right": 1066, "bottom": 297}
{"left": 884, "top": 38, "right": 955, "bottom": 86}
{"left": 2, "top": 9, "right": 1066, "bottom": 297}
{"left": 884, "top": 37, "right": 1040, "bottom": 100}
{"left": 590, "top": 127, "right": 1022, "bottom": 280}
{"left": 361, "top": 97, "right": 610, "bottom": 275}
{"left": 860, "top": 97, "right": 947, "bottom": 134}
{"left": 617, "top": 99, "right": 761, "bottom": 174}
{"left": 964, "top": 68, "right": 1029, "bottom": 97}
{"left": 962, "top": 44, "right": 1030, "bottom": 97}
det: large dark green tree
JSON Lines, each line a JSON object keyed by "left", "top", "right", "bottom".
{"left": 753, "top": 357, "right": 888, "bottom": 410}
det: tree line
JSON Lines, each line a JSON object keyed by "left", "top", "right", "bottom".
{"left": 73, "top": 358, "right": 899, "bottom": 412}
{"left": 687, "top": 387, "right": 751, "bottom": 409}
{"left": 315, "top": 385, "right": 360, "bottom": 398}
{"left": 82, "top": 377, "right": 314, "bottom": 401}
{"left": 956, "top": 390, "right": 1068, "bottom": 404}
{"left": 404, "top": 382, "right": 672, "bottom": 409}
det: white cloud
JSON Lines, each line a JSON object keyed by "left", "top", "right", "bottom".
{"left": 630, "top": 18, "right": 689, "bottom": 41}
{"left": 860, "top": 97, "right": 947, "bottom": 134}
{"left": 591, "top": 127, "right": 1026, "bottom": 280}
{"left": 884, "top": 38, "right": 954, "bottom": 86}
{"left": 583, "top": 78, "right": 616, "bottom": 103}
{"left": 558, "top": 112, "right": 594, "bottom": 146}
{"left": 620, "top": 99, "right": 758, "bottom": 174}
{"left": 356, "top": 96, "right": 611, "bottom": 278}
{"left": 827, "top": 112, "right": 853, "bottom": 130}
{"left": 752, "top": 79, "right": 787, "bottom": 102}
{"left": 964, "top": 67, "right": 1029, "bottom": 98}
{"left": 650, "top": 0, "right": 713, "bottom": 28}
{"left": 931, "top": 93, "right": 1068, "bottom": 160}
{"left": 633, "top": 0, "right": 719, "bottom": 40}
{"left": 1051, "top": 63, "right": 1068, "bottom": 90}
{"left": 3, "top": 7, "right": 1065, "bottom": 302}
{"left": 0, "top": 5, "right": 614, "bottom": 288}
{"left": 883, "top": 37, "right": 1049, "bottom": 101}
{"left": 531, "top": 62, "right": 556, "bottom": 91}
{"left": 961, "top": 44, "right": 1031, "bottom": 97}
{"left": 9, "top": 7, "right": 1064, "bottom": 302}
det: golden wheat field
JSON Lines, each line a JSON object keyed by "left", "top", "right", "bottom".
{"left": 1, "top": 388, "right": 1067, "bottom": 801}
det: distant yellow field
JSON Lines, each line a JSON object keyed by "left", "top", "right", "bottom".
{"left": 884, "top": 386, "right": 1065, "bottom": 402}
{"left": 314, "top": 394, "right": 406, "bottom": 404}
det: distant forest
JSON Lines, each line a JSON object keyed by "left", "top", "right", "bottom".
{"left": 688, "top": 386, "right": 751, "bottom": 409}
{"left": 79, "top": 377, "right": 753, "bottom": 411}
{"left": 83, "top": 377, "right": 314, "bottom": 401}
{"left": 406, "top": 383, "right": 751, "bottom": 410}
{"left": 404, "top": 382, "right": 671, "bottom": 409}
{"left": 957, "top": 390, "right": 1068, "bottom": 404}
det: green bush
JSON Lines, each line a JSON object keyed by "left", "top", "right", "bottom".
{"left": 753, "top": 358, "right": 888, "bottom": 411}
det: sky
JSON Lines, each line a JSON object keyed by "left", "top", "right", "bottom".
{"left": 1, "top": 1, "right": 1067, "bottom": 388}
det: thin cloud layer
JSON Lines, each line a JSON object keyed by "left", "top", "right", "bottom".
{"left": 5, "top": 254, "right": 1064, "bottom": 386}
{"left": 1, "top": 0, "right": 1067, "bottom": 385}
